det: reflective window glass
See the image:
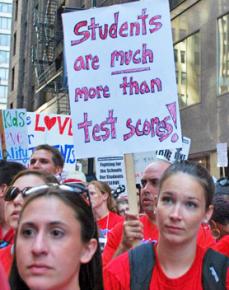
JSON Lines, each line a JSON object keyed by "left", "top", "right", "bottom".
{"left": 0, "top": 68, "right": 8, "bottom": 80}
{"left": 0, "top": 50, "right": 9, "bottom": 64}
{"left": 218, "top": 13, "right": 229, "bottom": 95}
{"left": 174, "top": 31, "right": 201, "bottom": 109}
{"left": 0, "top": 34, "right": 10, "bottom": 46}
{"left": 0, "top": 17, "right": 11, "bottom": 30}
{"left": 0, "top": 3, "right": 12, "bottom": 13}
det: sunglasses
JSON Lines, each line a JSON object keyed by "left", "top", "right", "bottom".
{"left": 4, "top": 186, "right": 32, "bottom": 201}
{"left": 22, "top": 183, "right": 91, "bottom": 206}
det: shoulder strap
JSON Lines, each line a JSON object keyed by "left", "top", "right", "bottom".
{"left": 129, "top": 242, "right": 155, "bottom": 290}
{"left": 202, "top": 248, "right": 229, "bottom": 290}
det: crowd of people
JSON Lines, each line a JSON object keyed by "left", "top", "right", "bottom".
{"left": 0, "top": 144, "right": 228, "bottom": 289}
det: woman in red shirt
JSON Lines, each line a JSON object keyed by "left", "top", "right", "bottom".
{"left": 104, "top": 161, "right": 229, "bottom": 290}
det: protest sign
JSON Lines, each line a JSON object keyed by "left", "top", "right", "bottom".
{"left": 62, "top": 0, "right": 182, "bottom": 159}
{"left": 26, "top": 112, "right": 76, "bottom": 171}
{"left": 133, "top": 136, "right": 191, "bottom": 183}
{"left": 0, "top": 109, "right": 28, "bottom": 164}
{"left": 96, "top": 156, "right": 127, "bottom": 193}
{"left": 155, "top": 136, "right": 191, "bottom": 163}
{"left": 216, "top": 143, "right": 228, "bottom": 168}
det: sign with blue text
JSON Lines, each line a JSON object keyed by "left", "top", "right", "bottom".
{"left": 62, "top": 0, "right": 182, "bottom": 158}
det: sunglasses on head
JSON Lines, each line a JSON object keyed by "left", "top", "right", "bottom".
{"left": 4, "top": 186, "right": 32, "bottom": 201}
{"left": 22, "top": 183, "right": 91, "bottom": 206}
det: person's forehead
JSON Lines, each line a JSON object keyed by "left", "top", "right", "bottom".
{"left": 31, "top": 149, "right": 53, "bottom": 161}
{"left": 143, "top": 161, "right": 169, "bottom": 179}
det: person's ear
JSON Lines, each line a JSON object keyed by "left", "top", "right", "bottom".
{"left": 202, "top": 205, "right": 214, "bottom": 224}
{"left": 102, "top": 192, "right": 109, "bottom": 201}
{"left": 80, "top": 238, "right": 98, "bottom": 264}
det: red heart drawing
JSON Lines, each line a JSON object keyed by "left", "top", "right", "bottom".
{"left": 44, "top": 116, "right": 57, "bottom": 130}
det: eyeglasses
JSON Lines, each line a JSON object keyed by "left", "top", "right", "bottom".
{"left": 23, "top": 183, "right": 91, "bottom": 206}
{"left": 216, "top": 178, "right": 229, "bottom": 187}
{"left": 4, "top": 187, "right": 32, "bottom": 201}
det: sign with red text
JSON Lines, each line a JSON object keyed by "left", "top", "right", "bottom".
{"left": 62, "top": 0, "right": 182, "bottom": 158}
{"left": 0, "top": 109, "right": 28, "bottom": 164}
{"left": 26, "top": 112, "right": 76, "bottom": 170}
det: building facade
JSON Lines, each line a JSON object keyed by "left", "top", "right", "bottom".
{"left": 0, "top": 0, "right": 12, "bottom": 109}
{"left": 7, "top": 0, "right": 229, "bottom": 177}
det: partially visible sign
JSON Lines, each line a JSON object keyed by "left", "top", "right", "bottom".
{"left": 133, "top": 137, "right": 191, "bottom": 184}
{"left": 0, "top": 109, "right": 28, "bottom": 165}
{"left": 96, "top": 156, "right": 127, "bottom": 192}
{"left": 156, "top": 136, "right": 191, "bottom": 163}
{"left": 26, "top": 112, "right": 76, "bottom": 171}
{"left": 216, "top": 143, "right": 228, "bottom": 167}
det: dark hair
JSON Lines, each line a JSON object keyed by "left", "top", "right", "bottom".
{"left": 9, "top": 169, "right": 59, "bottom": 186}
{"left": 159, "top": 160, "right": 215, "bottom": 209}
{"left": 9, "top": 187, "right": 103, "bottom": 290}
{"left": 89, "top": 180, "right": 116, "bottom": 212}
{"left": 0, "top": 160, "right": 26, "bottom": 186}
{"left": 211, "top": 196, "right": 229, "bottom": 225}
{"left": 33, "top": 144, "right": 64, "bottom": 168}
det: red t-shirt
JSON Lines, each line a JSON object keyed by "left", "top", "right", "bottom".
{"left": 97, "top": 211, "right": 124, "bottom": 238}
{"left": 102, "top": 214, "right": 215, "bottom": 267}
{"left": 212, "top": 235, "right": 229, "bottom": 257}
{"left": 0, "top": 262, "right": 10, "bottom": 290}
{"left": 104, "top": 245, "right": 229, "bottom": 290}
{"left": 0, "top": 245, "right": 13, "bottom": 276}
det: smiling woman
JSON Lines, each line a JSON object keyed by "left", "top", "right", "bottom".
{"left": 9, "top": 184, "right": 103, "bottom": 290}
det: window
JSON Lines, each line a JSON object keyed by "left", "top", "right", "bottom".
{"left": 0, "top": 50, "right": 9, "bottom": 64}
{"left": 13, "top": 32, "right": 16, "bottom": 55}
{"left": 0, "top": 3, "right": 12, "bottom": 13}
{"left": 0, "top": 68, "right": 8, "bottom": 80}
{"left": 0, "top": 34, "right": 10, "bottom": 46}
{"left": 15, "top": 0, "right": 18, "bottom": 21}
{"left": 11, "top": 67, "right": 15, "bottom": 91}
{"left": 0, "top": 84, "right": 8, "bottom": 102}
{"left": 174, "top": 31, "right": 201, "bottom": 109}
{"left": 0, "top": 17, "right": 11, "bottom": 30}
{"left": 218, "top": 13, "right": 229, "bottom": 95}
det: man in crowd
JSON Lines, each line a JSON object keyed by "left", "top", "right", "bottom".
{"left": 29, "top": 144, "right": 64, "bottom": 177}
{"left": 0, "top": 160, "right": 25, "bottom": 248}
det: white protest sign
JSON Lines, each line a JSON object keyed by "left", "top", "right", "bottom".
{"left": 133, "top": 136, "right": 191, "bottom": 184}
{"left": 62, "top": 0, "right": 182, "bottom": 159}
{"left": 26, "top": 112, "right": 76, "bottom": 171}
{"left": 155, "top": 136, "right": 191, "bottom": 163}
{"left": 0, "top": 109, "right": 28, "bottom": 165}
{"left": 216, "top": 143, "right": 228, "bottom": 167}
{"left": 95, "top": 156, "right": 127, "bottom": 192}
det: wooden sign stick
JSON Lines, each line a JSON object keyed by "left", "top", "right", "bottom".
{"left": 124, "top": 153, "right": 138, "bottom": 215}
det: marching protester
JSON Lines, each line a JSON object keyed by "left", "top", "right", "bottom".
{"left": 9, "top": 183, "right": 103, "bottom": 290}
{"left": 0, "top": 161, "right": 25, "bottom": 249}
{"left": 210, "top": 178, "right": 229, "bottom": 257}
{"left": 102, "top": 159, "right": 215, "bottom": 267}
{"left": 29, "top": 144, "right": 64, "bottom": 180}
{"left": 88, "top": 180, "right": 123, "bottom": 250}
{"left": 0, "top": 170, "right": 58, "bottom": 275}
{"left": 104, "top": 161, "right": 229, "bottom": 290}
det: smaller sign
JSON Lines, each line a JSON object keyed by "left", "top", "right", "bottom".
{"left": 1, "top": 109, "right": 28, "bottom": 165}
{"left": 216, "top": 143, "right": 228, "bottom": 167}
{"left": 96, "top": 156, "right": 127, "bottom": 193}
{"left": 155, "top": 136, "right": 191, "bottom": 163}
